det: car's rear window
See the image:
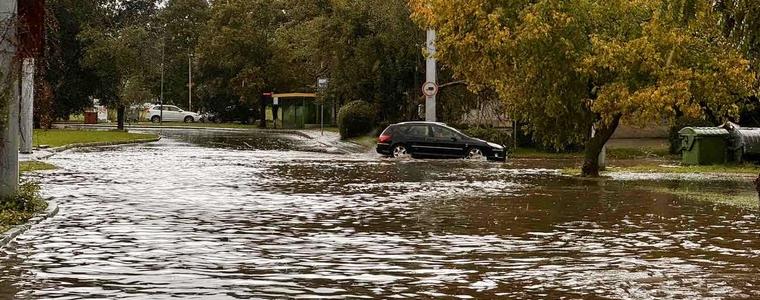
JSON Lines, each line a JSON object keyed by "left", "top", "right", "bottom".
{"left": 381, "top": 125, "right": 397, "bottom": 135}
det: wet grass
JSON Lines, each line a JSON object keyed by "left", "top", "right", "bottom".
{"left": 607, "top": 148, "right": 674, "bottom": 159}
{"left": 511, "top": 148, "right": 582, "bottom": 159}
{"left": 346, "top": 136, "right": 377, "bottom": 149}
{"left": 562, "top": 164, "right": 760, "bottom": 176}
{"left": 20, "top": 161, "right": 57, "bottom": 173}
{"left": 34, "top": 129, "right": 158, "bottom": 148}
{"left": 649, "top": 187, "right": 758, "bottom": 209}
{"left": 616, "top": 164, "right": 759, "bottom": 174}
{"left": 512, "top": 147, "right": 672, "bottom": 160}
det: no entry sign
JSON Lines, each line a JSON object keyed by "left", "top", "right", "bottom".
{"left": 422, "top": 81, "right": 438, "bottom": 97}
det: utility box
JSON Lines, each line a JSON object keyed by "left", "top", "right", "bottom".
{"left": 679, "top": 127, "right": 730, "bottom": 165}
{"left": 84, "top": 112, "right": 98, "bottom": 124}
{"left": 722, "top": 122, "right": 760, "bottom": 162}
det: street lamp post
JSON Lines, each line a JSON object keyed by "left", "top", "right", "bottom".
{"left": 160, "top": 39, "right": 164, "bottom": 125}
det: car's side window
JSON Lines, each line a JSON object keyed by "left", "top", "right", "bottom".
{"left": 432, "top": 126, "right": 458, "bottom": 139}
{"left": 406, "top": 125, "right": 429, "bottom": 137}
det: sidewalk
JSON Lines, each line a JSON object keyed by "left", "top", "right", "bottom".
{"left": 19, "top": 149, "right": 55, "bottom": 162}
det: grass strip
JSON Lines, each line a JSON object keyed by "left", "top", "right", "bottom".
{"left": 34, "top": 129, "right": 158, "bottom": 148}
{"left": 20, "top": 161, "right": 57, "bottom": 173}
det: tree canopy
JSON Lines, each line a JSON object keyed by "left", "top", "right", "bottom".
{"left": 411, "top": 0, "right": 757, "bottom": 176}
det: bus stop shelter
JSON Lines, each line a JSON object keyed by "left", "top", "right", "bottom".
{"left": 266, "top": 93, "right": 334, "bottom": 129}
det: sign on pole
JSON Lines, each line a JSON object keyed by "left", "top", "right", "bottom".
{"left": 425, "top": 29, "right": 437, "bottom": 122}
{"left": 318, "top": 78, "right": 329, "bottom": 90}
{"left": 422, "top": 81, "right": 438, "bottom": 97}
{"left": 317, "top": 78, "right": 328, "bottom": 136}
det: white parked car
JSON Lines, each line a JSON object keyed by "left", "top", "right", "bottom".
{"left": 146, "top": 105, "right": 202, "bottom": 123}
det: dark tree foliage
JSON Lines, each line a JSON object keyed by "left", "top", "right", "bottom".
{"left": 45, "top": 0, "right": 101, "bottom": 119}
{"left": 158, "top": 0, "right": 209, "bottom": 109}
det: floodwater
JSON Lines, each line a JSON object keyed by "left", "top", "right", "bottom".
{"left": 1, "top": 129, "right": 758, "bottom": 299}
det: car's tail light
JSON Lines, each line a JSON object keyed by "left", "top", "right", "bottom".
{"left": 378, "top": 134, "right": 392, "bottom": 143}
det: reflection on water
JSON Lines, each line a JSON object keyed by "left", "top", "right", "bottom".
{"left": 1, "top": 129, "right": 758, "bottom": 299}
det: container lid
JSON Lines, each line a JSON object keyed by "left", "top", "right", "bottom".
{"left": 735, "top": 128, "right": 760, "bottom": 139}
{"left": 678, "top": 127, "right": 729, "bottom": 136}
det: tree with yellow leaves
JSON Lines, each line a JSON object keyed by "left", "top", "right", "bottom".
{"left": 411, "top": 0, "right": 757, "bottom": 176}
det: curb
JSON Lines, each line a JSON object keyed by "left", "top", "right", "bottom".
{"left": 47, "top": 137, "right": 162, "bottom": 153}
{"left": 0, "top": 200, "right": 59, "bottom": 249}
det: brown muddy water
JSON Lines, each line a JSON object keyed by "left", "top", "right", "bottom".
{"left": 1, "top": 129, "right": 758, "bottom": 299}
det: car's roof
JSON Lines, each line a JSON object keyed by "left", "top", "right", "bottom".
{"left": 395, "top": 121, "right": 447, "bottom": 126}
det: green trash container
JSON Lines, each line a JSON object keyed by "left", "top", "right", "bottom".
{"left": 679, "top": 127, "right": 730, "bottom": 165}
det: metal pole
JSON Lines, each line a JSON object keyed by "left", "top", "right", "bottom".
{"left": 425, "top": 29, "right": 437, "bottom": 122}
{"left": 320, "top": 104, "right": 324, "bottom": 136}
{"left": 1, "top": 0, "right": 19, "bottom": 199}
{"left": 188, "top": 53, "right": 193, "bottom": 112}
{"left": 20, "top": 58, "right": 32, "bottom": 154}
{"left": 513, "top": 120, "right": 518, "bottom": 150}
{"left": 160, "top": 41, "right": 164, "bottom": 124}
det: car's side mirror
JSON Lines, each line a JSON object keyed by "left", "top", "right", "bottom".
{"left": 450, "top": 137, "right": 458, "bottom": 142}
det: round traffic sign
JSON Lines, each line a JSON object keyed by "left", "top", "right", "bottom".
{"left": 422, "top": 81, "right": 439, "bottom": 97}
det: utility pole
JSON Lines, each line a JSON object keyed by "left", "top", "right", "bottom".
{"left": 0, "top": 0, "right": 19, "bottom": 199}
{"left": 188, "top": 53, "right": 193, "bottom": 112}
{"left": 425, "top": 29, "right": 437, "bottom": 122}
{"left": 19, "top": 58, "right": 32, "bottom": 154}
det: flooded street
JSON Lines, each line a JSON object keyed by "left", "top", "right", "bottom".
{"left": 1, "top": 129, "right": 759, "bottom": 299}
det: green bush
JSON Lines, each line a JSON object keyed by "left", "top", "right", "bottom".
{"left": 668, "top": 117, "right": 715, "bottom": 154}
{"left": 338, "top": 100, "right": 375, "bottom": 139}
{"left": 463, "top": 127, "right": 513, "bottom": 150}
{"left": 1, "top": 181, "right": 48, "bottom": 229}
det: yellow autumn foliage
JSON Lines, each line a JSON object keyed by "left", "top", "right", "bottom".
{"left": 410, "top": 0, "right": 756, "bottom": 150}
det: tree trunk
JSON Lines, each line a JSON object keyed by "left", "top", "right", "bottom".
{"left": 117, "top": 105, "right": 125, "bottom": 130}
{"left": 582, "top": 114, "right": 622, "bottom": 177}
{"left": 754, "top": 173, "right": 760, "bottom": 208}
{"left": 0, "top": 1, "right": 19, "bottom": 200}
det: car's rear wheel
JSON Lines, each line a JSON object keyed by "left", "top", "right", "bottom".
{"left": 151, "top": 116, "right": 161, "bottom": 123}
{"left": 392, "top": 144, "right": 409, "bottom": 158}
{"left": 467, "top": 147, "right": 485, "bottom": 160}
{"left": 184, "top": 116, "right": 194, "bottom": 123}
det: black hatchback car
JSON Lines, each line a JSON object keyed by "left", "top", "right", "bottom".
{"left": 376, "top": 122, "right": 507, "bottom": 161}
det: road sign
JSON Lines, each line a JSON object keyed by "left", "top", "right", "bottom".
{"left": 318, "top": 78, "right": 329, "bottom": 90}
{"left": 422, "top": 81, "right": 438, "bottom": 97}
